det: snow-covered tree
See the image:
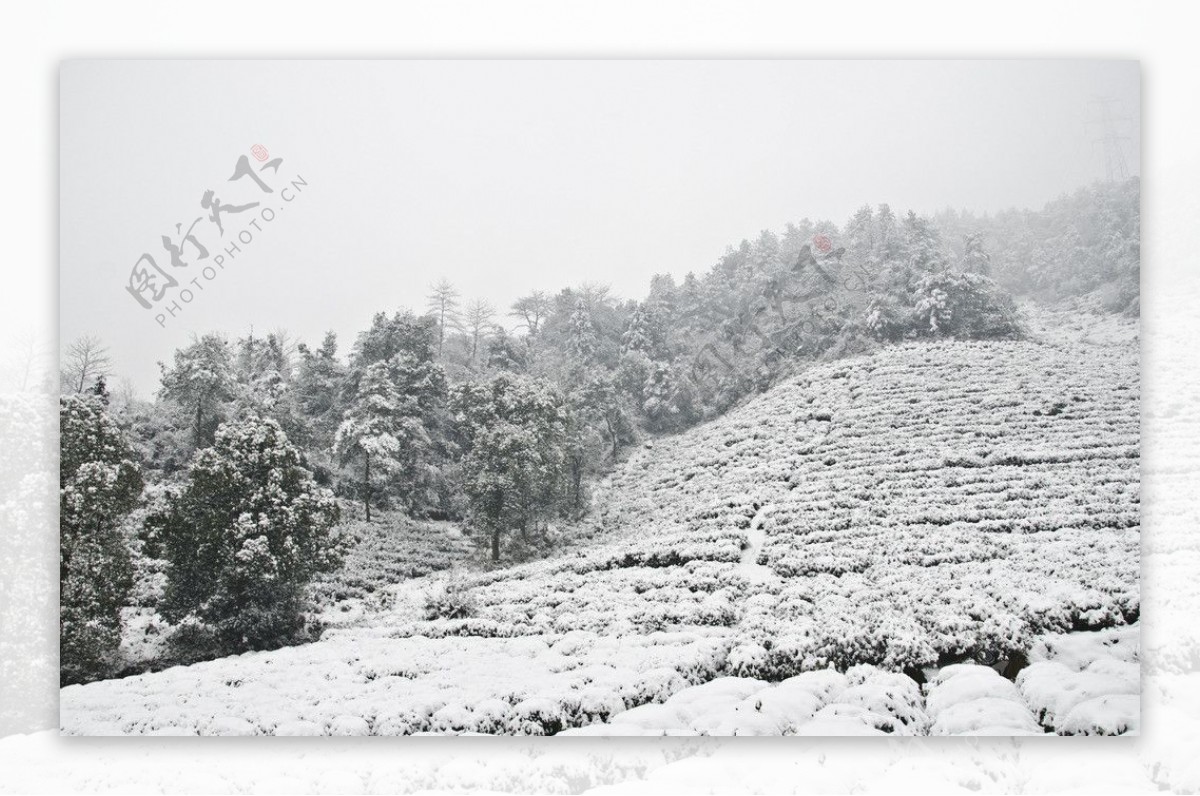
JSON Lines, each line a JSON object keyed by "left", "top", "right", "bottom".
{"left": 874, "top": 203, "right": 901, "bottom": 266}
{"left": 451, "top": 374, "right": 568, "bottom": 561}
{"left": 60, "top": 335, "right": 111, "bottom": 395}
{"left": 59, "top": 394, "right": 143, "bottom": 684}
{"left": 567, "top": 298, "right": 599, "bottom": 366}
{"left": 961, "top": 232, "right": 992, "bottom": 276}
{"left": 485, "top": 328, "right": 526, "bottom": 373}
{"left": 232, "top": 332, "right": 306, "bottom": 446}
{"left": 158, "top": 333, "right": 234, "bottom": 448}
{"left": 294, "top": 331, "right": 347, "bottom": 474}
{"left": 509, "top": 291, "right": 553, "bottom": 337}
{"left": 340, "top": 312, "right": 448, "bottom": 516}
{"left": 902, "top": 210, "right": 949, "bottom": 275}
{"left": 157, "top": 416, "right": 342, "bottom": 660}
{"left": 509, "top": 290, "right": 554, "bottom": 366}
{"left": 913, "top": 270, "right": 1021, "bottom": 339}
{"left": 621, "top": 303, "right": 659, "bottom": 358}
{"left": 462, "top": 299, "right": 497, "bottom": 369}
{"left": 843, "top": 205, "right": 876, "bottom": 266}
{"left": 334, "top": 360, "right": 408, "bottom": 521}
{"left": 426, "top": 279, "right": 462, "bottom": 358}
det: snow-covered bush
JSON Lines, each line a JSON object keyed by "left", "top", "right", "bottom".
{"left": 423, "top": 576, "right": 479, "bottom": 621}
{"left": 913, "top": 271, "right": 1022, "bottom": 339}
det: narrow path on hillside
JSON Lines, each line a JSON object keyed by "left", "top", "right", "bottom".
{"left": 736, "top": 504, "right": 779, "bottom": 584}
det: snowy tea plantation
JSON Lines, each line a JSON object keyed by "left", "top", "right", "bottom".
{"left": 60, "top": 310, "right": 1140, "bottom": 736}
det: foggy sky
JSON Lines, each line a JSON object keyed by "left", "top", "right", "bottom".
{"left": 59, "top": 60, "right": 1139, "bottom": 396}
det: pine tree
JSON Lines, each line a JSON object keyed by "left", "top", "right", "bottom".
{"left": 843, "top": 205, "right": 876, "bottom": 269}
{"left": 426, "top": 279, "right": 462, "bottom": 358}
{"left": 875, "top": 204, "right": 901, "bottom": 265}
{"left": 567, "top": 298, "right": 599, "bottom": 366}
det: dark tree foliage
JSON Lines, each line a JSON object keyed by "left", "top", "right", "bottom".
{"left": 60, "top": 394, "right": 143, "bottom": 684}
{"left": 156, "top": 416, "right": 343, "bottom": 662}
{"left": 158, "top": 333, "right": 235, "bottom": 449}
{"left": 337, "top": 312, "right": 449, "bottom": 517}
{"left": 450, "top": 374, "right": 568, "bottom": 562}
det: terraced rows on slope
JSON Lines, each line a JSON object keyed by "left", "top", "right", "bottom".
{"left": 60, "top": 318, "right": 1141, "bottom": 735}
{"left": 388, "top": 332, "right": 1140, "bottom": 676}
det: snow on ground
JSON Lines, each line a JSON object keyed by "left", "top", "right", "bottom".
{"left": 62, "top": 630, "right": 729, "bottom": 736}
{"left": 559, "top": 624, "right": 1138, "bottom": 737}
{"left": 734, "top": 504, "right": 779, "bottom": 585}
{"left": 1018, "top": 624, "right": 1141, "bottom": 735}
{"left": 60, "top": 318, "right": 1140, "bottom": 736}
{"left": 62, "top": 621, "right": 1140, "bottom": 737}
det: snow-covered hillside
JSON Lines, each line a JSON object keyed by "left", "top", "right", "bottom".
{"left": 60, "top": 312, "right": 1140, "bottom": 736}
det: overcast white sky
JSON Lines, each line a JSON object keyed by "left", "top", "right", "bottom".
{"left": 60, "top": 60, "right": 1139, "bottom": 396}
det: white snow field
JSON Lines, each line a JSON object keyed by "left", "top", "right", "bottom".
{"left": 60, "top": 313, "right": 1140, "bottom": 736}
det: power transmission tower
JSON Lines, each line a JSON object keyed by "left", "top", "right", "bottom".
{"left": 1088, "top": 96, "right": 1133, "bottom": 183}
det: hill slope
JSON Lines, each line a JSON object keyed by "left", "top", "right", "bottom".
{"left": 61, "top": 311, "right": 1140, "bottom": 735}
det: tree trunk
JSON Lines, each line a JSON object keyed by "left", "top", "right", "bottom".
{"left": 490, "top": 491, "right": 504, "bottom": 562}
{"left": 364, "top": 452, "right": 371, "bottom": 522}
{"left": 571, "top": 458, "right": 583, "bottom": 514}
{"left": 437, "top": 305, "right": 446, "bottom": 357}
{"left": 195, "top": 401, "right": 203, "bottom": 448}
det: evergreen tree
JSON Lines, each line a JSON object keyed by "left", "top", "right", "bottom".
{"left": 295, "top": 331, "right": 348, "bottom": 457}
{"left": 60, "top": 394, "right": 143, "bottom": 684}
{"left": 485, "top": 328, "right": 527, "bottom": 373}
{"left": 567, "top": 298, "right": 599, "bottom": 366}
{"left": 451, "top": 375, "right": 568, "bottom": 562}
{"left": 340, "top": 312, "right": 448, "bottom": 515}
{"left": 334, "top": 361, "right": 409, "bottom": 521}
{"left": 158, "top": 416, "right": 342, "bottom": 660}
{"left": 232, "top": 332, "right": 306, "bottom": 446}
{"left": 509, "top": 291, "right": 554, "bottom": 366}
{"left": 961, "top": 233, "right": 992, "bottom": 275}
{"left": 158, "top": 333, "right": 234, "bottom": 448}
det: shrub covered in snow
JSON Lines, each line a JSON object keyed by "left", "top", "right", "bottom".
{"left": 423, "top": 574, "right": 479, "bottom": 621}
